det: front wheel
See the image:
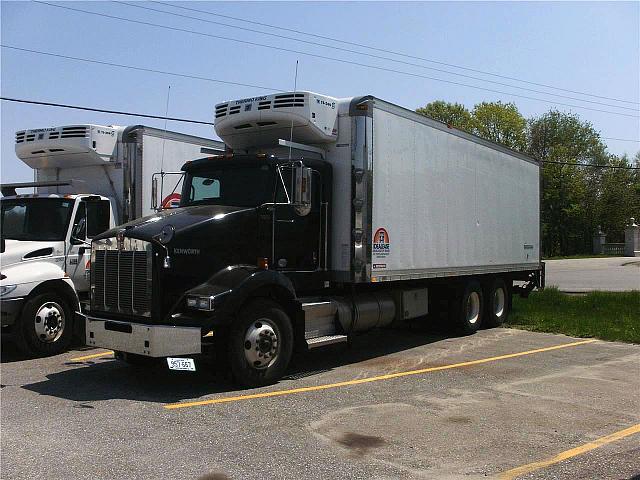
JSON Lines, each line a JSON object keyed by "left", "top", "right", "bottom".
{"left": 14, "top": 292, "right": 73, "bottom": 356}
{"left": 228, "top": 299, "right": 293, "bottom": 388}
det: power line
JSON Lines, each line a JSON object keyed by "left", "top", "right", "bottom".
{"left": 0, "top": 96, "right": 215, "bottom": 125}
{"left": 33, "top": 1, "right": 640, "bottom": 119}
{"left": 115, "top": 0, "right": 638, "bottom": 112}
{"left": 601, "top": 137, "right": 640, "bottom": 143}
{"left": 153, "top": 0, "right": 639, "bottom": 106}
{"left": 4, "top": 45, "right": 639, "bottom": 145}
{"left": 1, "top": 45, "right": 284, "bottom": 92}
{"left": 542, "top": 160, "right": 640, "bottom": 170}
{"left": 7, "top": 43, "right": 637, "bottom": 146}
{"left": 3, "top": 97, "right": 637, "bottom": 162}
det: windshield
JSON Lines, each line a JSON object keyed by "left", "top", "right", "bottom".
{"left": 1, "top": 198, "right": 74, "bottom": 241}
{"left": 181, "top": 164, "right": 278, "bottom": 208}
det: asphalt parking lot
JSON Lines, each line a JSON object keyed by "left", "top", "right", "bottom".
{"left": 2, "top": 327, "right": 639, "bottom": 480}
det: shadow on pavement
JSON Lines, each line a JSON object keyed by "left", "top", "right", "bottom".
{"left": 1, "top": 338, "right": 97, "bottom": 364}
{"left": 20, "top": 323, "right": 452, "bottom": 405}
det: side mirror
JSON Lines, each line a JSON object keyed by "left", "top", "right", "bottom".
{"left": 151, "top": 177, "right": 158, "bottom": 210}
{"left": 70, "top": 218, "right": 87, "bottom": 245}
{"left": 293, "top": 166, "right": 312, "bottom": 216}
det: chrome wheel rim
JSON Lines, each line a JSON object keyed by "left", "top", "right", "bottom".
{"left": 466, "top": 292, "right": 481, "bottom": 325}
{"left": 243, "top": 318, "right": 279, "bottom": 370}
{"left": 34, "top": 302, "right": 65, "bottom": 343}
{"left": 494, "top": 288, "right": 506, "bottom": 318}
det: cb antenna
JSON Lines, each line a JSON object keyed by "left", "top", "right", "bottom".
{"left": 160, "top": 85, "right": 171, "bottom": 208}
{"left": 288, "top": 60, "right": 299, "bottom": 161}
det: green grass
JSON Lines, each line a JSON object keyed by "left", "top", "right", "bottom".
{"left": 507, "top": 288, "right": 640, "bottom": 343}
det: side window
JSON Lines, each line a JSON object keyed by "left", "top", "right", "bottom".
{"left": 70, "top": 202, "right": 87, "bottom": 241}
{"left": 86, "top": 200, "right": 111, "bottom": 237}
{"left": 1, "top": 204, "right": 26, "bottom": 236}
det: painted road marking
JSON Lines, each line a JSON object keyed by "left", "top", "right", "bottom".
{"left": 164, "top": 338, "right": 597, "bottom": 410}
{"left": 70, "top": 350, "right": 114, "bottom": 362}
{"left": 499, "top": 423, "right": 640, "bottom": 479}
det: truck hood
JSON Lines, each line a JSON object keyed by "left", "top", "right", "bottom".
{"left": 0, "top": 239, "right": 64, "bottom": 269}
{"left": 94, "top": 205, "right": 254, "bottom": 242}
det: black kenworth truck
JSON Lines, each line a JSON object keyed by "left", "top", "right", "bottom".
{"left": 84, "top": 92, "right": 543, "bottom": 387}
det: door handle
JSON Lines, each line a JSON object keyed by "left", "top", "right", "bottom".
{"left": 276, "top": 219, "right": 295, "bottom": 223}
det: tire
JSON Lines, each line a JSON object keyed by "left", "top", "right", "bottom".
{"left": 228, "top": 299, "right": 293, "bottom": 388}
{"left": 449, "top": 280, "right": 483, "bottom": 335}
{"left": 13, "top": 292, "right": 73, "bottom": 356}
{"left": 484, "top": 278, "right": 510, "bottom": 328}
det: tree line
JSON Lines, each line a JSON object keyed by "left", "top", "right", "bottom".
{"left": 415, "top": 100, "right": 640, "bottom": 257}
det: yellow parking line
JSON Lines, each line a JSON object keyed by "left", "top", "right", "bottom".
{"left": 499, "top": 423, "right": 640, "bottom": 479}
{"left": 164, "top": 338, "right": 597, "bottom": 410}
{"left": 70, "top": 350, "right": 114, "bottom": 361}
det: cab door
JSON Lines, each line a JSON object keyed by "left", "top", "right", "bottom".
{"left": 67, "top": 198, "right": 111, "bottom": 293}
{"left": 272, "top": 167, "right": 322, "bottom": 271}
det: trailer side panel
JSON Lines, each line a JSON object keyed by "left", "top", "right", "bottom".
{"left": 369, "top": 103, "right": 540, "bottom": 282}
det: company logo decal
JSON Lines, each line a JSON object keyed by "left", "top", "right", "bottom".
{"left": 373, "top": 228, "right": 390, "bottom": 258}
{"left": 235, "top": 96, "right": 267, "bottom": 105}
{"left": 173, "top": 248, "right": 200, "bottom": 255}
{"left": 316, "top": 99, "right": 336, "bottom": 109}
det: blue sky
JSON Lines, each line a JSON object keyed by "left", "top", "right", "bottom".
{"left": 2, "top": 1, "right": 638, "bottom": 183}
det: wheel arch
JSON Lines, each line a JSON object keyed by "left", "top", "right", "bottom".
{"left": 181, "top": 265, "right": 302, "bottom": 333}
{"left": 28, "top": 279, "right": 80, "bottom": 312}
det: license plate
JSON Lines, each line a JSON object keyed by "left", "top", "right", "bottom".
{"left": 167, "top": 357, "right": 196, "bottom": 371}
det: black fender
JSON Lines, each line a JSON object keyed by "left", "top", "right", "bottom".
{"left": 179, "top": 265, "right": 303, "bottom": 332}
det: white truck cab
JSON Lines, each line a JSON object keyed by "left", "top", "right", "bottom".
{"left": 1, "top": 193, "right": 115, "bottom": 355}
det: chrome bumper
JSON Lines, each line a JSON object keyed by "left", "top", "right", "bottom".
{"left": 84, "top": 315, "right": 202, "bottom": 357}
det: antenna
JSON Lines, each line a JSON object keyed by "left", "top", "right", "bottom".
{"left": 159, "top": 85, "right": 171, "bottom": 209}
{"left": 288, "top": 60, "right": 299, "bottom": 161}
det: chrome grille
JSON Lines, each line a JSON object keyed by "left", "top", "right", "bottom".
{"left": 91, "top": 238, "right": 152, "bottom": 316}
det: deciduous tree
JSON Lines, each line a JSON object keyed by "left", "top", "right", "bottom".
{"left": 416, "top": 100, "right": 473, "bottom": 132}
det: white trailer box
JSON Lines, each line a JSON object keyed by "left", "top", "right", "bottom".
{"left": 365, "top": 99, "right": 540, "bottom": 282}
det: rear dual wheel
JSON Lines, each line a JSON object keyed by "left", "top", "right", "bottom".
{"left": 484, "top": 278, "right": 510, "bottom": 328}
{"left": 450, "top": 278, "right": 511, "bottom": 334}
{"left": 450, "top": 280, "right": 484, "bottom": 335}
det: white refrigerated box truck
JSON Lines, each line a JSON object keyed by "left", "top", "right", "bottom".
{"left": 83, "top": 92, "right": 544, "bottom": 387}
{"left": 0, "top": 124, "right": 224, "bottom": 356}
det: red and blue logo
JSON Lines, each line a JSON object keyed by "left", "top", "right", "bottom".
{"left": 373, "top": 228, "right": 390, "bottom": 257}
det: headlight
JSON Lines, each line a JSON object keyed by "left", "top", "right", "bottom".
{"left": 157, "top": 225, "right": 175, "bottom": 244}
{"left": 186, "top": 295, "right": 214, "bottom": 311}
{"left": 0, "top": 285, "right": 17, "bottom": 297}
